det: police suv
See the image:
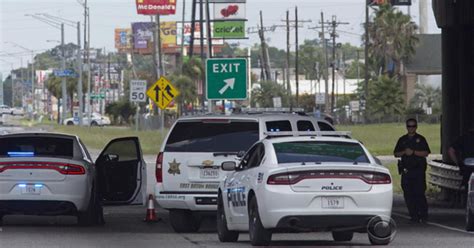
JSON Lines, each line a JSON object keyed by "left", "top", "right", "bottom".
{"left": 217, "top": 132, "right": 394, "bottom": 246}
{"left": 154, "top": 113, "right": 337, "bottom": 232}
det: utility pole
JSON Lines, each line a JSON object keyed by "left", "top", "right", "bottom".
{"left": 319, "top": 15, "right": 348, "bottom": 114}
{"left": 364, "top": 2, "right": 370, "bottom": 120}
{"left": 309, "top": 12, "right": 330, "bottom": 113}
{"left": 77, "top": 21, "right": 83, "bottom": 125}
{"left": 189, "top": 0, "right": 196, "bottom": 58}
{"left": 259, "top": 11, "right": 272, "bottom": 81}
{"left": 286, "top": 10, "right": 292, "bottom": 110}
{"left": 295, "top": 7, "right": 299, "bottom": 107}
{"left": 60, "top": 23, "right": 67, "bottom": 124}
{"left": 282, "top": 9, "right": 311, "bottom": 109}
{"left": 157, "top": 15, "right": 164, "bottom": 76}
{"left": 180, "top": 0, "right": 186, "bottom": 73}
{"left": 205, "top": 0, "right": 214, "bottom": 113}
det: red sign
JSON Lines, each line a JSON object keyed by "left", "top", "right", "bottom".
{"left": 136, "top": 0, "right": 177, "bottom": 15}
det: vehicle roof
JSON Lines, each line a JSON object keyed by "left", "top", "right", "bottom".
{"left": 0, "top": 132, "right": 78, "bottom": 140}
{"left": 176, "top": 113, "right": 329, "bottom": 122}
{"left": 262, "top": 135, "right": 361, "bottom": 144}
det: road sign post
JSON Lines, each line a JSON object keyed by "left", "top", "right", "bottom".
{"left": 206, "top": 58, "right": 248, "bottom": 101}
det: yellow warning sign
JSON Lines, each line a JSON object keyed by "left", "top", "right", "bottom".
{"left": 146, "top": 76, "right": 180, "bottom": 110}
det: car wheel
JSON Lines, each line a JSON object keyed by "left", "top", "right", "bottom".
{"left": 67, "top": 121, "right": 74, "bottom": 126}
{"left": 169, "top": 209, "right": 200, "bottom": 233}
{"left": 332, "top": 231, "right": 353, "bottom": 242}
{"left": 369, "top": 235, "right": 390, "bottom": 246}
{"left": 467, "top": 207, "right": 474, "bottom": 231}
{"left": 217, "top": 192, "right": 239, "bottom": 242}
{"left": 91, "top": 121, "right": 98, "bottom": 126}
{"left": 77, "top": 187, "right": 104, "bottom": 226}
{"left": 248, "top": 197, "right": 272, "bottom": 246}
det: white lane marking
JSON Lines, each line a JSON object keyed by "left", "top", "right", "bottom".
{"left": 392, "top": 212, "right": 474, "bottom": 235}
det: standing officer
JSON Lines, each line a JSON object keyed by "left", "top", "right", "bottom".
{"left": 394, "top": 118, "right": 431, "bottom": 223}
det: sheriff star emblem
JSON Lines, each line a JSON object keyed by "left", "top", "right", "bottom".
{"left": 202, "top": 160, "right": 214, "bottom": 167}
{"left": 168, "top": 159, "right": 181, "bottom": 175}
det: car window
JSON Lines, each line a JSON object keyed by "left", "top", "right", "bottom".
{"left": 317, "top": 121, "right": 335, "bottom": 131}
{"left": 0, "top": 137, "right": 74, "bottom": 158}
{"left": 101, "top": 139, "right": 138, "bottom": 162}
{"left": 297, "top": 121, "right": 316, "bottom": 131}
{"left": 273, "top": 141, "right": 369, "bottom": 164}
{"left": 266, "top": 120, "right": 292, "bottom": 132}
{"left": 79, "top": 139, "right": 92, "bottom": 161}
{"left": 165, "top": 120, "right": 259, "bottom": 152}
{"left": 239, "top": 145, "right": 258, "bottom": 170}
{"left": 247, "top": 143, "right": 265, "bottom": 169}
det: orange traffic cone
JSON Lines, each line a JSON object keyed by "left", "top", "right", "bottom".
{"left": 144, "top": 194, "right": 160, "bottom": 222}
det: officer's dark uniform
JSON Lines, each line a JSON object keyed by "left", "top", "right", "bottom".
{"left": 394, "top": 133, "right": 431, "bottom": 221}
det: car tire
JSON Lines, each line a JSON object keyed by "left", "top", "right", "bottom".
{"left": 248, "top": 197, "right": 272, "bottom": 246}
{"left": 169, "top": 209, "right": 200, "bottom": 233}
{"left": 67, "top": 121, "right": 74, "bottom": 126}
{"left": 368, "top": 235, "right": 390, "bottom": 246}
{"left": 217, "top": 192, "right": 239, "bottom": 242}
{"left": 91, "top": 121, "right": 98, "bottom": 126}
{"left": 77, "top": 187, "right": 104, "bottom": 226}
{"left": 332, "top": 231, "right": 353, "bottom": 242}
{"left": 466, "top": 207, "right": 474, "bottom": 231}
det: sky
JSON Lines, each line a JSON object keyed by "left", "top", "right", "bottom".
{"left": 0, "top": 0, "right": 441, "bottom": 77}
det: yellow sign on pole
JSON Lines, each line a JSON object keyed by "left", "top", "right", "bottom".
{"left": 146, "top": 76, "right": 180, "bottom": 110}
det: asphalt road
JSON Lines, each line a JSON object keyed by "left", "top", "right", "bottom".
{"left": 0, "top": 122, "right": 473, "bottom": 247}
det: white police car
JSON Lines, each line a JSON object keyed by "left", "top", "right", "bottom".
{"left": 217, "top": 132, "right": 394, "bottom": 246}
{"left": 0, "top": 133, "right": 147, "bottom": 226}
{"left": 154, "top": 113, "right": 338, "bottom": 233}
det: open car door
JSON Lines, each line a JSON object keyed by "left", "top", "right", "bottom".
{"left": 96, "top": 137, "right": 146, "bottom": 205}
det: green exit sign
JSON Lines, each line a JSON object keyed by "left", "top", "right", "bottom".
{"left": 206, "top": 58, "right": 248, "bottom": 100}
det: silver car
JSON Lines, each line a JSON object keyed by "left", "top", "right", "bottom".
{"left": 0, "top": 133, "right": 146, "bottom": 226}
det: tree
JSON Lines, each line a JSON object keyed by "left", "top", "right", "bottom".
{"left": 409, "top": 83, "right": 441, "bottom": 114}
{"left": 168, "top": 74, "right": 197, "bottom": 115}
{"left": 251, "top": 81, "right": 289, "bottom": 108}
{"left": 368, "top": 3, "right": 418, "bottom": 77}
{"left": 357, "top": 75, "right": 405, "bottom": 120}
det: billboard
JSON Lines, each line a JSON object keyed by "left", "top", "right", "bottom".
{"left": 115, "top": 28, "right": 132, "bottom": 50}
{"left": 209, "top": 0, "right": 246, "bottom": 3}
{"left": 161, "top": 21, "right": 177, "bottom": 47}
{"left": 214, "top": 3, "right": 246, "bottom": 20}
{"left": 213, "top": 21, "right": 245, "bottom": 39}
{"left": 367, "top": 0, "right": 411, "bottom": 5}
{"left": 136, "top": 0, "right": 177, "bottom": 15}
{"left": 132, "top": 22, "right": 154, "bottom": 49}
{"left": 177, "top": 22, "right": 224, "bottom": 45}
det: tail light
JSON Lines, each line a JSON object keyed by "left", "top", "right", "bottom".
{"left": 156, "top": 152, "right": 163, "bottom": 183}
{"left": 267, "top": 170, "right": 391, "bottom": 185}
{"left": 0, "top": 162, "right": 85, "bottom": 175}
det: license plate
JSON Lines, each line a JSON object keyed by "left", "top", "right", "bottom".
{"left": 21, "top": 185, "right": 41, "bottom": 195}
{"left": 322, "top": 197, "right": 344, "bottom": 209}
{"left": 200, "top": 168, "right": 219, "bottom": 179}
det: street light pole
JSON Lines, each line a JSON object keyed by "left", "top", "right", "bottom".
{"left": 77, "top": 21, "right": 83, "bottom": 125}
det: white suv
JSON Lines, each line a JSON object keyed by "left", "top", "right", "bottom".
{"left": 154, "top": 113, "right": 338, "bottom": 232}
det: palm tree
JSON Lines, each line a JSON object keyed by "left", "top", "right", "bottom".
{"left": 411, "top": 83, "right": 441, "bottom": 110}
{"left": 368, "top": 4, "right": 418, "bottom": 77}
{"left": 251, "top": 81, "right": 289, "bottom": 108}
{"left": 367, "top": 75, "right": 405, "bottom": 119}
{"left": 169, "top": 75, "right": 197, "bottom": 115}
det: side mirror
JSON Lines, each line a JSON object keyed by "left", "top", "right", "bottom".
{"left": 463, "top": 158, "right": 474, "bottom": 167}
{"left": 221, "top": 161, "right": 237, "bottom": 171}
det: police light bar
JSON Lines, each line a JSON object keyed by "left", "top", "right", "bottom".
{"left": 7, "top": 152, "right": 35, "bottom": 157}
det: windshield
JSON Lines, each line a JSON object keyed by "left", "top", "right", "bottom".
{"left": 165, "top": 120, "right": 259, "bottom": 153}
{"left": 273, "top": 141, "right": 369, "bottom": 164}
{"left": 0, "top": 137, "right": 74, "bottom": 158}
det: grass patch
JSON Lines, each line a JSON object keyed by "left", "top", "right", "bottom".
{"left": 336, "top": 123, "right": 440, "bottom": 156}
{"left": 48, "top": 124, "right": 167, "bottom": 154}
